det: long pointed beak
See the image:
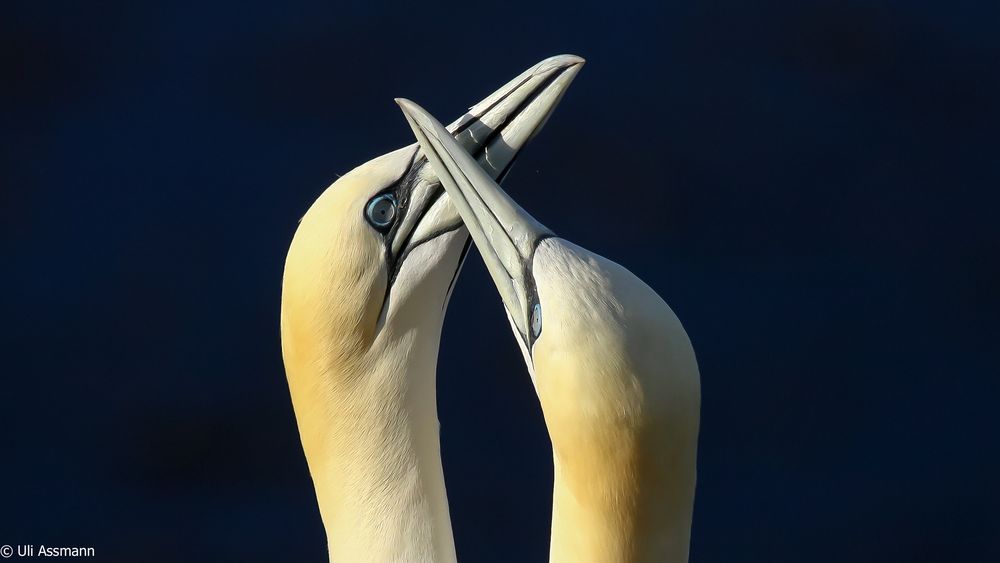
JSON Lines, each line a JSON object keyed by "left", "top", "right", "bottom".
{"left": 389, "top": 54, "right": 583, "bottom": 257}
{"left": 445, "top": 54, "right": 584, "bottom": 180}
{"left": 397, "top": 98, "right": 552, "bottom": 345}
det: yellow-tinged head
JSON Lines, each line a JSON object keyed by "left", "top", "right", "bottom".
{"left": 280, "top": 55, "right": 584, "bottom": 562}
{"left": 281, "top": 142, "right": 469, "bottom": 563}
{"left": 400, "top": 99, "right": 700, "bottom": 563}
{"left": 282, "top": 146, "right": 424, "bottom": 377}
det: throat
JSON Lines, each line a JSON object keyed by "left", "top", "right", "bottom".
{"left": 286, "top": 357, "right": 456, "bottom": 563}
{"left": 547, "top": 441, "right": 696, "bottom": 563}
{"left": 315, "top": 416, "right": 456, "bottom": 563}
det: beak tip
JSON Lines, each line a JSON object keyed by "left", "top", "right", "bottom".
{"left": 395, "top": 98, "right": 425, "bottom": 128}
{"left": 397, "top": 98, "right": 422, "bottom": 119}
{"left": 535, "top": 54, "right": 586, "bottom": 75}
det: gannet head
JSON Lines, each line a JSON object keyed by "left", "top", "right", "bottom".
{"left": 399, "top": 99, "right": 700, "bottom": 561}
{"left": 283, "top": 55, "right": 584, "bottom": 376}
{"left": 280, "top": 56, "right": 583, "bottom": 560}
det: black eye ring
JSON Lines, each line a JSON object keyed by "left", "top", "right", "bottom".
{"left": 530, "top": 302, "right": 542, "bottom": 339}
{"left": 365, "top": 193, "right": 397, "bottom": 231}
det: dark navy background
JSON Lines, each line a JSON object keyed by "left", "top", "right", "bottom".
{"left": 2, "top": 1, "right": 998, "bottom": 561}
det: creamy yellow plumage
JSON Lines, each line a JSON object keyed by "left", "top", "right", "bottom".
{"left": 399, "top": 98, "right": 701, "bottom": 563}
{"left": 280, "top": 56, "right": 583, "bottom": 562}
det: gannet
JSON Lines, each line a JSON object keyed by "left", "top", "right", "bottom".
{"left": 398, "top": 100, "right": 701, "bottom": 563}
{"left": 279, "top": 56, "right": 583, "bottom": 562}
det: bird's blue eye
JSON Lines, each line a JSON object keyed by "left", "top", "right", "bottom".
{"left": 530, "top": 302, "right": 542, "bottom": 339}
{"left": 365, "top": 194, "right": 397, "bottom": 230}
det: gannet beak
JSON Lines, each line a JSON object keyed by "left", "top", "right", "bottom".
{"left": 443, "top": 55, "right": 584, "bottom": 181}
{"left": 397, "top": 98, "right": 554, "bottom": 347}
{"left": 386, "top": 55, "right": 583, "bottom": 261}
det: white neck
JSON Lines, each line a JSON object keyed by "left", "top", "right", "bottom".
{"left": 548, "top": 453, "right": 695, "bottom": 563}
{"left": 285, "top": 329, "right": 457, "bottom": 563}
{"left": 529, "top": 238, "right": 701, "bottom": 563}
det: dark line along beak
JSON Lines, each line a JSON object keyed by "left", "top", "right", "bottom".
{"left": 447, "top": 54, "right": 584, "bottom": 173}
{"left": 397, "top": 98, "right": 553, "bottom": 345}
{"left": 377, "top": 56, "right": 584, "bottom": 332}
{"left": 390, "top": 54, "right": 584, "bottom": 258}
